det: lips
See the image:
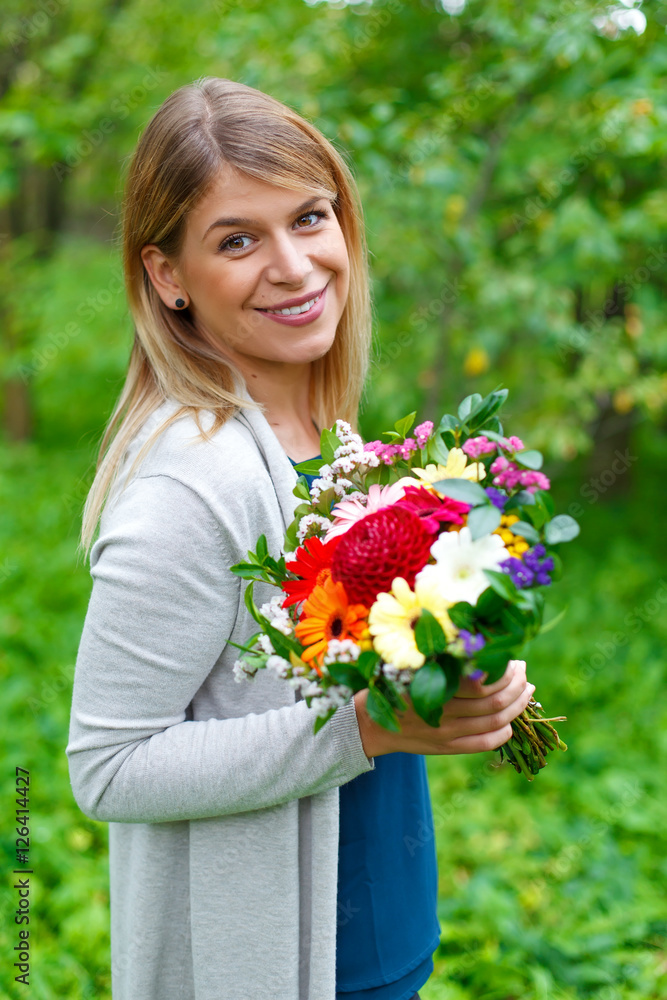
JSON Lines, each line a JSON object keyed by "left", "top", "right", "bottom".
{"left": 255, "top": 282, "right": 328, "bottom": 313}
{"left": 255, "top": 282, "right": 329, "bottom": 326}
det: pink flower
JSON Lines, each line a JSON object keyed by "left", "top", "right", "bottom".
{"left": 503, "top": 435, "right": 525, "bottom": 451}
{"left": 490, "top": 456, "right": 550, "bottom": 493}
{"left": 414, "top": 421, "right": 433, "bottom": 448}
{"left": 462, "top": 436, "right": 497, "bottom": 459}
{"left": 363, "top": 437, "right": 418, "bottom": 465}
{"left": 394, "top": 485, "right": 470, "bottom": 534}
{"left": 520, "top": 470, "right": 551, "bottom": 493}
{"left": 325, "top": 483, "right": 406, "bottom": 540}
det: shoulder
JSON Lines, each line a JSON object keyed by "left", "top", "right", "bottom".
{"left": 105, "top": 399, "right": 283, "bottom": 530}
{"left": 124, "top": 399, "right": 272, "bottom": 487}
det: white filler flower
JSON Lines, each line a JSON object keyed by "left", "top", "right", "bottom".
{"left": 416, "top": 526, "right": 509, "bottom": 606}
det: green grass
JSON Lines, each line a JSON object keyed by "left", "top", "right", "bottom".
{"left": 1, "top": 242, "right": 665, "bottom": 997}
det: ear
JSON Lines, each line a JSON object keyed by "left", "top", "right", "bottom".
{"left": 140, "top": 245, "right": 188, "bottom": 309}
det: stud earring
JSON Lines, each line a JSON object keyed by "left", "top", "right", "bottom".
{"left": 175, "top": 298, "right": 186, "bottom": 309}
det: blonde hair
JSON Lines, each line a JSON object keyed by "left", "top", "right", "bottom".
{"left": 79, "top": 76, "right": 373, "bottom": 560}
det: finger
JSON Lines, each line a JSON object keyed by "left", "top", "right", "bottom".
{"left": 455, "top": 659, "right": 525, "bottom": 699}
{"left": 446, "top": 681, "right": 535, "bottom": 737}
{"left": 445, "top": 723, "right": 514, "bottom": 754}
{"left": 444, "top": 669, "right": 529, "bottom": 719}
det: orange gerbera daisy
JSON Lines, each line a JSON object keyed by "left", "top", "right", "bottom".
{"left": 282, "top": 535, "right": 340, "bottom": 609}
{"left": 294, "top": 576, "right": 369, "bottom": 674}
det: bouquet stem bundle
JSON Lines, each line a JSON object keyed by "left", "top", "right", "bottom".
{"left": 501, "top": 699, "right": 568, "bottom": 780}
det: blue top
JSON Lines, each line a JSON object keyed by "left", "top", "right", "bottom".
{"left": 289, "top": 458, "right": 441, "bottom": 1000}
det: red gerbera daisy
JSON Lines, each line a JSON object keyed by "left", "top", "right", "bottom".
{"left": 394, "top": 485, "right": 470, "bottom": 534}
{"left": 281, "top": 535, "right": 340, "bottom": 609}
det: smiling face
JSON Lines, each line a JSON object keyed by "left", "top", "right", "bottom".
{"left": 142, "top": 166, "right": 350, "bottom": 378}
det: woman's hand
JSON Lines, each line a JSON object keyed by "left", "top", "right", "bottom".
{"left": 353, "top": 660, "right": 535, "bottom": 758}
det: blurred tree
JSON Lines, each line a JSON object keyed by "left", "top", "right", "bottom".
{"left": 1, "top": 0, "right": 665, "bottom": 477}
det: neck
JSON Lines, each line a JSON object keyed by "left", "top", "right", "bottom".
{"left": 238, "top": 359, "right": 321, "bottom": 461}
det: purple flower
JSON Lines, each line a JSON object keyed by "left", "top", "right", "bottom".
{"left": 485, "top": 487, "right": 507, "bottom": 510}
{"left": 500, "top": 546, "right": 554, "bottom": 589}
{"left": 500, "top": 556, "right": 534, "bottom": 588}
{"left": 467, "top": 667, "right": 486, "bottom": 681}
{"left": 459, "top": 629, "right": 486, "bottom": 657}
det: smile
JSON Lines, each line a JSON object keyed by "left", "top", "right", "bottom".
{"left": 262, "top": 291, "right": 323, "bottom": 316}
{"left": 255, "top": 283, "right": 329, "bottom": 327}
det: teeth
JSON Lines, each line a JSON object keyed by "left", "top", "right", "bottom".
{"left": 264, "top": 293, "right": 320, "bottom": 316}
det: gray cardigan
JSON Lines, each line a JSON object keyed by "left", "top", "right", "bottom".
{"left": 66, "top": 394, "right": 375, "bottom": 1000}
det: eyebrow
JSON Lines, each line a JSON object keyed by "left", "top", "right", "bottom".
{"left": 201, "top": 195, "right": 326, "bottom": 242}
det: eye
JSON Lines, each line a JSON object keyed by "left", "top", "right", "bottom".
{"left": 217, "top": 234, "right": 253, "bottom": 253}
{"left": 294, "top": 209, "right": 329, "bottom": 228}
{"left": 216, "top": 207, "right": 329, "bottom": 254}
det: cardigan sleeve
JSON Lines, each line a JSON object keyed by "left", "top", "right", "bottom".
{"left": 65, "top": 472, "right": 374, "bottom": 825}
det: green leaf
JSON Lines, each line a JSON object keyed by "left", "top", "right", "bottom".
{"left": 263, "top": 620, "right": 299, "bottom": 659}
{"left": 427, "top": 434, "right": 450, "bottom": 465}
{"left": 394, "top": 411, "right": 417, "bottom": 439}
{"left": 284, "top": 518, "right": 299, "bottom": 553}
{"left": 447, "top": 601, "right": 476, "bottom": 630}
{"left": 320, "top": 428, "right": 342, "bottom": 466}
{"left": 324, "top": 662, "right": 365, "bottom": 690}
{"left": 537, "top": 604, "right": 568, "bottom": 635}
{"left": 483, "top": 568, "right": 520, "bottom": 602}
{"left": 467, "top": 503, "right": 502, "bottom": 540}
{"left": 409, "top": 661, "right": 447, "bottom": 727}
{"left": 357, "top": 650, "right": 381, "bottom": 680}
{"left": 515, "top": 449, "right": 544, "bottom": 470}
{"left": 545, "top": 514, "right": 581, "bottom": 544}
{"left": 229, "top": 562, "right": 266, "bottom": 581}
{"left": 414, "top": 609, "right": 448, "bottom": 656}
{"left": 366, "top": 686, "right": 401, "bottom": 732}
{"left": 256, "top": 534, "right": 268, "bottom": 561}
{"left": 467, "top": 388, "right": 509, "bottom": 430}
{"left": 515, "top": 587, "right": 543, "bottom": 615}
{"left": 476, "top": 586, "right": 506, "bottom": 620}
{"left": 504, "top": 489, "right": 536, "bottom": 509}
{"left": 509, "top": 521, "right": 541, "bottom": 544}
{"left": 474, "top": 649, "right": 516, "bottom": 683}
{"left": 440, "top": 654, "right": 462, "bottom": 701}
{"left": 458, "top": 393, "right": 483, "bottom": 421}
{"left": 243, "top": 580, "right": 261, "bottom": 623}
{"left": 437, "top": 413, "right": 459, "bottom": 435}
{"left": 293, "top": 476, "right": 312, "bottom": 501}
{"left": 534, "top": 488, "right": 555, "bottom": 518}
{"left": 293, "top": 459, "right": 325, "bottom": 476}
{"left": 499, "top": 605, "right": 530, "bottom": 636}
{"left": 431, "top": 478, "right": 488, "bottom": 506}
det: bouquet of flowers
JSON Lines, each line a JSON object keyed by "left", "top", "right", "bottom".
{"left": 231, "top": 389, "right": 578, "bottom": 780}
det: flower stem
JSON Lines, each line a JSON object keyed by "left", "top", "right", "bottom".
{"left": 499, "top": 696, "right": 567, "bottom": 779}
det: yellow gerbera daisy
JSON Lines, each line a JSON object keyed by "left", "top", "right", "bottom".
{"left": 409, "top": 448, "right": 485, "bottom": 490}
{"left": 368, "top": 577, "right": 457, "bottom": 670}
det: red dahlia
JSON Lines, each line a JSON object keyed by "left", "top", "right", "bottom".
{"left": 330, "top": 505, "right": 434, "bottom": 607}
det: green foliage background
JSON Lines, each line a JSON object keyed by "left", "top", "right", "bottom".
{"left": 1, "top": 0, "right": 665, "bottom": 997}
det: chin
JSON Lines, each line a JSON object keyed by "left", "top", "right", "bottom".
{"left": 282, "top": 330, "right": 337, "bottom": 364}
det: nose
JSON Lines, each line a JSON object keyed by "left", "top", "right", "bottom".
{"left": 265, "top": 230, "right": 313, "bottom": 287}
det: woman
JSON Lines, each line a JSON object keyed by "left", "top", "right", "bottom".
{"left": 66, "top": 77, "right": 535, "bottom": 1000}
